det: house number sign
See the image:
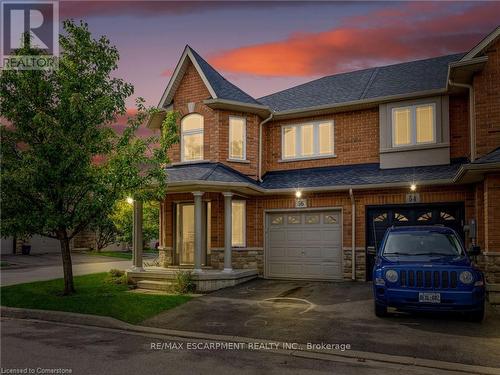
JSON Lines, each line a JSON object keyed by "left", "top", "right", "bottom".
{"left": 406, "top": 193, "right": 420, "bottom": 203}
{"left": 295, "top": 198, "right": 307, "bottom": 208}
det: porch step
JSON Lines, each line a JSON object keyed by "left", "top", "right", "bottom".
{"left": 136, "top": 280, "right": 174, "bottom": 291}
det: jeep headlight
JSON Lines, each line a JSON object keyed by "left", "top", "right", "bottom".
{"left": 459, "top": 271, "right": 474, "bottom": 284}
{"left": 385, "top": 269, "right": 398, "bottom": 283}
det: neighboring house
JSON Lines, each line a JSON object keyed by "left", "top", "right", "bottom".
{"left": 146, "top": 27, "right": 500, "bottom": 288}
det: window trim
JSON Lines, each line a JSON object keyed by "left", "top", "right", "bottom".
{"left": 391, "top": 103, "right": 436, "bottom": 148}
{"left": 228, "top": 116, "right": 247, "bottom": 161}
{"left": 180, "top": 113, "right": 204, "bottom": 162}
{"left": 281, "top": 120, "right": 335, "bottom": 161}
{"left": 232, "top": 200, "right": 246, "bottom": 248}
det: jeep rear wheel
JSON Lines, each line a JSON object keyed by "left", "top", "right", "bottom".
{"left": 374, "top": 302, "right": 387, "bottom": 317}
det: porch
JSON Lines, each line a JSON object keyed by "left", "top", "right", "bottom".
{"left": 126, "top": 187, "right": 259, "bottom": 292}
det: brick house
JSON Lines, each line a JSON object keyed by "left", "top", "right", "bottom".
{"left": 135, "top": 27, "right": 500, "bottom": 292}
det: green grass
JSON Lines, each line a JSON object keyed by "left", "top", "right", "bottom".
{"left": 87, "top": 248, "right": 158, "bottom": 260}
{"left": 88, "top": 251, "right": 133, "bottom": 259}
{"left": 0, "top": 261, "right": 9, "bottom": 268}
{"left": 0, "top": 273, "right": 191, "bottom": 324}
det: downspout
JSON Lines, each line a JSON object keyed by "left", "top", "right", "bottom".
{"left": 449, "top": 80, "right": 476, "bottom": 162}
{"left": 258, "top": 113, "right": 274, "bottom": 182}
{"left": 349, "top": 188, "right": 356, "bottom": 281}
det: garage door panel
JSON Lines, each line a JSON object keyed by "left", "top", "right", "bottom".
{"left": 267, "top": 210, "right": 342, "bottom": 280}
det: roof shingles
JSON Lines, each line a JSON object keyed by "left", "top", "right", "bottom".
{"left": 258, "top": 53, "right": 464, "bottom": 112}
{"left": 189, "top": 47, "right": 260, "bottom": 105}
{"left": 166, "top": 159, "right": 468, "bottom": 190}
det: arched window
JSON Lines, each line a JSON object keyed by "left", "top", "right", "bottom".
{"left": 181, "top": 114, "right": 204, "bottom": 161}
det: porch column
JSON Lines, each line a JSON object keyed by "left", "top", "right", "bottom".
{"left": 132, "top": 199, "right": 143, "bottom": 271}
{"left": 223, "top": 192, "right": 233, "bottom": 272}
{"left": 193, "top": 191, "right": 204, "bottom": 272}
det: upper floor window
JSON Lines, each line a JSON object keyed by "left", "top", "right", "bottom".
{"left": 181, "top": 114, "right": 204, "bottom": 162}
{"left": 282, "top": 121, "right": 334, "bottom": 160}
{"left": 392, "top": 104, "right": 436, "bottom": 147}
{"left": 229, "top": 116, "right": 246, "bottom": 160}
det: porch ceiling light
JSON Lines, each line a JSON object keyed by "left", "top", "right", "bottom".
{"left": 126, "top": 196, "right": 134, "bottom": 204}
{"left": 410, "top": 184, "right": 417, "bottom": 192}
{"left": 295, "top": 190, "right": 302, "bottom": 198}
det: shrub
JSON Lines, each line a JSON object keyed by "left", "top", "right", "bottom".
{"left": 106, "top": 269, "right": 128, "bottom": 285}
{"left": 172, "top": 271, "right": 195, "bottom": 294}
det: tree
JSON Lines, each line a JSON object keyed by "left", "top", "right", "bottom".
{"left": 0, "top": 20, "right": 178, "bottom": 294}
{"left": 92, "top": 217, "right": 118, "bottom": 252}
{"left": 111, "top": 200, "right": 159, "bottom": 248}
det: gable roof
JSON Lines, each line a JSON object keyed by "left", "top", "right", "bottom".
{"left": 166, "top": 162, "right": 258, "bottom": 185}
{"left": 461, "top": 26, "right": 500, "bottom": 61}
{"left": 158, "top": 46, "right": 259, "bottom": 108}
{"left": 258, "top": 53, "right": 464, "bottom": 112}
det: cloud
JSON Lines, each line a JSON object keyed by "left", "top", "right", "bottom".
{"left": 209, "top": 2, "right": 500, "bottom": 77}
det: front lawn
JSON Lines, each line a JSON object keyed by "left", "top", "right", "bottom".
{"left": 86, "top": 249, "right": 158, "bottom": 260}
{"left": 0, "top": 273, "right": 190, "bottom": 324}
{"left": 0, "top": 261, "right": 10, "bottom": 268}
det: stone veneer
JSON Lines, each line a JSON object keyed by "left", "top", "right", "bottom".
{"left": 477, "top": 253, "right": 500, "bottom": 284}
{"left": 343, "top": 247, "right": 366, "bottom": 281}
{"left": 158, "top": 247, "right": 174, "bottom": 267}
{"left": 210, "top": 248, "right": 264, "bottom": 274}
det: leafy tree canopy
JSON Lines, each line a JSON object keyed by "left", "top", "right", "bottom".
{"left": 0, "top": 20, "right": 178, "bottom": 294}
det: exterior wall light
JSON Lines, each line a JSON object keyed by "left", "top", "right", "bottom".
{"left": 295, "top": 190, "right": 302, "bottom": 198}
{"left": 410, "top": 184, "right": 417, "bottom": 192}
{"left": 126, "top": 197, "right": 134, "bottom": 204}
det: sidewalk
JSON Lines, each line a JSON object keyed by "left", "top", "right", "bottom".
{"left": 0, "top": 255, "right": 132, "bottom": 286}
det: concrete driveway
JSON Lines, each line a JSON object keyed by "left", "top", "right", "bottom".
{"left": 0, "top": 253, "right": 133, "bottom": 286}
{"left": 143, "top": 279, "right": 500, "bottom": 368}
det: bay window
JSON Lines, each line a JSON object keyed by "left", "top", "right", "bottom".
{"left": 181, "top": 114, "right": 204, "bottom": 161}
{"left": 282, "top": 121, "right": 334, "bottom": 160}
{"left": 392, "top": 104, "right": 436, "bottom": 147}
{"left": 229, "top": 116, "right": 246, "bottom": 160}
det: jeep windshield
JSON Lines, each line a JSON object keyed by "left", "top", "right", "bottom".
{"left": 382, "top": 231, "right": 464, "bottom": 257}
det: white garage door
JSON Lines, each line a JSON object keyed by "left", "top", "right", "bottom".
{"left": 266, "top": 210, "right": 342, "bottom": 280}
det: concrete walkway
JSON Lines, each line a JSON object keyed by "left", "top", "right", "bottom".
{"left": 0, "top": 253, "right": 133, "bottom": 286}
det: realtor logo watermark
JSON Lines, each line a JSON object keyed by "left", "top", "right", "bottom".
{"left": 1, "top": 0, "right": 59, "bottom": 70}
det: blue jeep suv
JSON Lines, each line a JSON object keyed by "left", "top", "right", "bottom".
{"left": 372, "top": 226, "right": 485, "bottom": 321}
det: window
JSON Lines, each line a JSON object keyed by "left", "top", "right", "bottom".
{"left": 305, "top": 214, "right": 320, "bottom": 224}
{"left": 229, "top": 117, "right": 246, "bottom": 160}
{"left": 324, "top": 214, "right": 338, "bottom": 224}
{"left": 232, "top": 201, "right": 246, "bottom": 247}
{"left": 392, "top": 104, "right": 436, "bottom": 147}
{"left": 287, "top": 214, "right": 301, "bottom": 224}
{"left": 181, "top": 114, "right": 204, "bottom": 161}
{"left": 282, "top": 121, "right": 334, "bottom": 160}
{"left": 271, "top": 215, "right": 283, "bottom": 225}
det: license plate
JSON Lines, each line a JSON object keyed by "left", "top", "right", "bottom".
{"left": 419, "top": 292, "right": 441, "bottom": 303}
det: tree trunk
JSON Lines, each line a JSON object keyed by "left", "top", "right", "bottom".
{"left": 59, "top": 234, "right": 75, "bottom": 295}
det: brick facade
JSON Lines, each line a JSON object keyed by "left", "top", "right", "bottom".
{"left": 159, "top": 41, "right": 500, "bottom": 283}
{"left": 473, "top": 38, "right": 500, "bottom": 158}
{"left": 262, "top": 109, "right": 380, "bottom": 174}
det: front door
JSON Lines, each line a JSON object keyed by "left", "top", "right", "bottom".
{"left": 178, "top": 204, "right": 195, "bottom": 265}
{"left": 176, "top": 202, "right": 211, "bottom": 266}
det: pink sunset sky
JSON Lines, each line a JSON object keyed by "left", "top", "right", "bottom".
{"left": 59, "top": 1, "right": 500, "bottom": 119}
